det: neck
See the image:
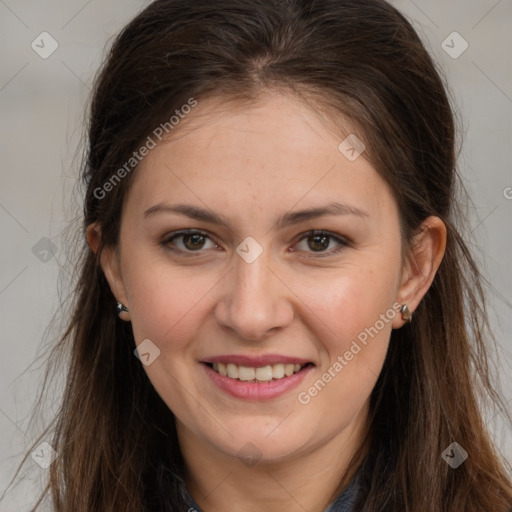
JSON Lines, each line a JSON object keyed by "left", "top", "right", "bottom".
{"left": 178, "top": 403, "right": 371, "bottom": 512}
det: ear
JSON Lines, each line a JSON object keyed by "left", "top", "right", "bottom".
{"left": 86, "top": 223, "right": 130, "bottom": 320}
{"left": 392, "top": 216, "right": 447, "bottom": 328}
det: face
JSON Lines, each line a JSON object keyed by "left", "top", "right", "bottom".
{"left": 102, "top": 92, "right": 409, "bottom": 465}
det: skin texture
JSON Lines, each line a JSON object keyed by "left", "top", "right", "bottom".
{"left": 87, "top": 92, "right": 446, "bottom": 512}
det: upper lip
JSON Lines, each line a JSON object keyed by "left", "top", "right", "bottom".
{"left": 203, "top": 354, "right": 313, "bottom": 367}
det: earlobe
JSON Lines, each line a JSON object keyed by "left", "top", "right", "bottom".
{"left": 392, "top": 216, "right": 447, "bottom": 329}
{"left": 86, "top": 223, "right": 130, "bottom": 319}
{"left": 116, "top": 301, "right": 131, "bottom": 321}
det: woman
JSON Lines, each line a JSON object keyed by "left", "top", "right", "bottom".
{"left": 7, "top": 0, "right": 512, "bottom": 510}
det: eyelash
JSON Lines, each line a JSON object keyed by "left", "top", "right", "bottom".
{"left": 160, "top": 229, "right": 350, "bottom": 258}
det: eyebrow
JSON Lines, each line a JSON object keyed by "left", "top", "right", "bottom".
{"left": 143, "top": 201, "right": 369, "bottom": 229}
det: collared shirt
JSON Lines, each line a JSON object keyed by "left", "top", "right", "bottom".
{"left": 179, "top": 467, "right": 361, "bottom": 512}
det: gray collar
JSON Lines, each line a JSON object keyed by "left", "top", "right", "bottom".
{"left": 322, "top": 469, "right": 361, "bottom": 512}
{"left": 179, "top": 468, "right": 361, "bottom": 512}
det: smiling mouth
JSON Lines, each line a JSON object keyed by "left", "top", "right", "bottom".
{"left": 205, "top": 362, "right": 313, "bottom": 382}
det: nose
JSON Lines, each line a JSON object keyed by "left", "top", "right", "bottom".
{"left": 214, "top": 247, "right": 294, "bottom": 341}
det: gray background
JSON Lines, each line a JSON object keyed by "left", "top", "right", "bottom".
{"left": 0, "top": 0, "right": 511, "bottom": 510}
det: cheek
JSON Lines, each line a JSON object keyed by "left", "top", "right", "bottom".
{"left": 296, "top": 299, "right": 394, "bottom": 425}
{"left": 302, "top": 262, "right": 399, "bottom": 343}
{"left": 125, "top": 246, "right": 400, "bottom": 359}
{"left": 124, "top": 267, "right": 217, "bottom": 415}
{"left": 126, "top": 267, "right": 218, "bottom": 350}
{"left": 295, "top": 263, "right": 398, "bottom": 402}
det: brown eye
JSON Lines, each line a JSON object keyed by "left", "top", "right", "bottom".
{"left": 295, "top": 230, "right": 349, "bottom": 256}
{"left": 307, "top": 233, "right": 330, "bottom": 252}
{"left": 181, "top": 233, "right": 207, "bottom": 250}
{"left": 162, "top": 230, "right": 218, "bottom": 253}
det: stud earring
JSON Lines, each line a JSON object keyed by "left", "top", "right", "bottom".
{"left": 116, "top": 301, "right": 130, "bottom": 321}
{"left": 400, "top": 304, "right": 412, "bottom": 323}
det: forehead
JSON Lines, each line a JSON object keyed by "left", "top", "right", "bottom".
{"left": 124, "top": 92, "right": 396, "bottom": 226}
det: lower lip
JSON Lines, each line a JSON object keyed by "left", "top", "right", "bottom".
{"left": 201, "top": 363, "right": 314, "bottom": 400}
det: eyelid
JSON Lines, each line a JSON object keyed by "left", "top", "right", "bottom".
{"left": 161, "top": 229, "right": 219, "bottom": 253}
{"left": 160, "top": 229, "right": 350, "bottom": 256}
{"left": 291, "top": 229, "right": 350, "bottom": 257}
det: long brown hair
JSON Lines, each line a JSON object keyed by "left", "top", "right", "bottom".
{"left": 4, "top": 0, "right": 512, "bottom": 510}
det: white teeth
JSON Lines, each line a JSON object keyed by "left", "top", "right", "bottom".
{"left": 272, "top": 363, "right": 285, "bottom": 379}
{"left": 210, "top": 362, "right": 306, "bottom": 381}
{"left": 255, "top": 365, "right": 273, "bottom": 381}
{"left": 226, "top": 363, "right": 238, "bottom": 379}
{"left": 238, "top": 366, "right": 255, "bottom": 381}
{"left": 218, "top": 362, "right": 227, "bottom": 377}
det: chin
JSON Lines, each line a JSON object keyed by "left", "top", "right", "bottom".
{"left": 216, "top": 430, "right": 308, "bottom": 464}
